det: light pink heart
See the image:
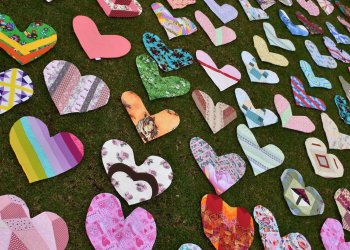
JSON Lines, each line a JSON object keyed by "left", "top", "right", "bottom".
{"left": 321, "top": 218, "right": 350, "bottom": 250}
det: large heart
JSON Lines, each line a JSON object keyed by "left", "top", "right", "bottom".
{"left": 326, "top": 22, "right": 350, "bottom": 44}
{"left": 192, "top": 90, "right": 236, "bottom": 133}
{"left": 0, "top": 13, "right": 57, "bottom": 65}
{"left": 0, "top": 195, "right": 69, "bottom": 249}
{"left": 43, "top": 60, "right": 110, "bottom": 115}
{"left": 323, "top": 36, "right": 350, "bottom": 64}
{"left": 274, "top": 94, "right": 315, "bottom": 133}
{"left": 321, "top": 113, "right": 350, "bottom": 150}
{"left": 339, "top": 76, "right": 350, "bottom": 102}
{"left": 237, "top": 124, "right": 284, "bottom": 175}
{"left": 300, "top": 60, "right": 332, "bottom": 89}
{"left": 334, "top": 95, "right": 350, "bottom": 125}
{"left": 179, "top": 244, "right": 202, "bottom": 250}
{"left": 317, "top": 0, "right": 334, "bottom": 15}
{"left": 86, "top": 193, "right": 156, "bottom": 250}
{"left": 296, "top": 11, "right": 324, "bottom": 35}
{"left": 201, "top": 194, "right": 254, "bottom": 249}
{"left": 101, "top": 139, "right": 172, "bottom": 205}
{"left": 254, "top": 205, "right": 311, "bottom": 249}
{"left": 196, "top": 50, "right": 240, "bottom": 91}
{"left": 136, "top": 54, "right": 190, "bottom": 100}
{"left": 235, "top": 88, "right": 278, "bottom": 128}
{"left": 238, "top": 0, "right": 269, "bottom": 21}
{"left": 279, "top": 10, "right": 309, "bottom": 36}
{"left": 121, "top": 91, "right": 180, "bottom": 143}
{"left": 203, "top": 0, "right": 238, "bottom": 23}
{"left": 194, "top": 11, "right": 236, "bottom": 46}
{"left": 256, "top": 0, "right": 276, "bottom": 10}
{"left": 305, "top": 40, "right": 337, "bottom": 68}
{"left": 297, "top": 0, "right": 320, "bottom": 16}
{"left": 0, "top": 68, "right": 34, "bottom": 115}
{"left": 321, "top": 218, "right": 350, "bottom": 250}
{"left": 143, "top": 32, "right": 193, "bottom": 72}
{"left": 190, "top": 137, "right": 245, "bottom": 195}
{"left": 151, "top": 3, "right": 197, "bottom": 39}
{"left": 253, "top": 35, "right": 289, "bottom": 66}
{"left": 167, "top": 0, "right": 196, "bottom": 9}
{"left": 338, "top": 16, "right": 350, "bottom": 33}
{"left": 10, "top": 116, "right": 84, "bottom": 183}
{"left": 96, "top": 0, "right": 142, "bottom": 17}
{"left": 263, "top": 22, "right": 295, "bottom": 51}
{"left": 73, "top": 15, "right": 131, "bottom": 60}
{"left": 334, "top": 188, "right": 350, "bottom": 231}
{"left": 305, "top": 137, "right": 344, "bottom": 178}
{"left": 281, "top": 168, "right": 325, "bottom": 216}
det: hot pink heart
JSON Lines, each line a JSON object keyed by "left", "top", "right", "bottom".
{"left": 321, "top": 218, "right": 350, "bottom": 249}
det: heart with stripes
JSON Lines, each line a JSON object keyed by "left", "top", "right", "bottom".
{"left": 237, "top": 124, "right": 284, "bottom": 176}
{"left": 321, "top": 113, "right": 350, "bottom": 150}
{"left": 44, "top": 60, "right": 110, "bottom": 115}
{"left": 305, "top": 137, "right": 344, "bottom": 178}
{"left": 203, "top": 0, "right": 238, "bottom": 23}
{"left": 101, "top": 139, "right": 173, "bottom": 205}
{"left": 300, "top": 60, "right": 332, "bottom": 89}
{"left": 295, "top": 12, "right": 323, "bottom": 35}
{"left": 291, "top": 76, "right": 326, "bottom": 111}
{"left": 335, "top": 188, "right": 350, "bottom": 232}
{"left": 263, "top": 22, "right": 295, "bottom": 51}
{"left": 326, "top": 22, "right": 350, "bottom": 44}
{"left": 296, "top": 0, "right": 320, "bottom": 16}
{"left": 321, "top": 218, "right": 350, "bottom": 249}
{"left": 323, "top": 36, "right": 350, "bottom": 63}
{"left": 305, "top": 40, "right": 337, "bottom": 68}
{"left": 196, "top": 50, "right": 241, "bottom": 91}
{"left": 238, "top": 0, "right": 269, "bottom": 21}
{"left": 192, "top": 90, "right": 237, "bottom": 133}
{"left": 317, "top": 0, "right": 334, "bottom": 14}
{"left": 253, "top": 35, "right": 289, "bottom": 66}
{"left": 10, "top": 116, "right": 84, "bottom": 183}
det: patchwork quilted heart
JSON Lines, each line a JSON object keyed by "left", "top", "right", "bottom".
{"left": 86, "top": 193, "right": 156, "bottom": 250}
{"left": 237, "top": 124, "right": 285, "bottom": 175}
{"left": 235, "top": 88, "right": 278, "bottom": 128}
{"left": 253, "top": 35, "right": 289, "bottom": 66}
{"left": 321, "top": 113, "right": 350, "bottom": 150}
{"left": 300, "top": 60, "right": 332, "bottom": 89}
{"left": 279, "top": 9, "right": 309, "bottom": 36}
{"left": 0, "top": 68, "right": 33, "bottom": 115}
{"left": 151, "top": 3, "right": 197, "bottom": 39}
{"left": 338, "top": 16, "right": 350, "bottom": 33}
{"left": 323, "top": 36, "right": 350, "bottom": 63}
{"left": 121, "top": 91, "right": 180, "bottom": 143}
{"left": 192, "top": 90, "right": 237, "bottom": 133}
{"left": 281, "top": 168, "right": 325, "bottom": 216}
{"left": 305, "top": 40, "right": 337, "bottom": 68}
{"left": 167, "top": 0, "right": 196, "bottom": 9}
{"left": 179, "top": 244, "right": 202, "bottom": 250}
{"left": 0, "top": 13, "right": 57, "bottom": 65}
{"left": 321, "top": 218, "right": 350, "bottom": 250}
{"left": 96, "top": 0, "right": 142, "bottom": 17}
{"left": 254, "top": 205, "right": 311, "bottom": 249}
{"left": 101, "top": 139, "right": 173, "bottom": 205}
{"left": 0, "top": 194, "right": 69, "bottom": 249}
{"left": 334, "top": 95, "right": 350, "bottom": 125}
{"left": 274, "top": 94, "right": 315, "bottom": 133}
{"left": 339, "top": 76, "right": 350, "bottom": 101}
{"left": 326, "top": 22, "right": 350, "bottom": 44}
{"left": 143, "top": 32, "right": 193, "bottom": 72}
{"left": 305, "top": 137, "right": 344, "bottom": 178}
{"left": 241, "top": 51, "right": 279, "bottom": 84}
{"left": 136, "top": 54, "right": 190, "bottom": 100}
{"left": 73, "top": 15, "right": 131, "bottom": 60}
{"left": 201, "top": 194, "right": 254, "bottom": 249}
{"left": 317, "top": 0, "right": 334, "bottom": 14}
{"left": 10, "top": 116, "right": 84, "bottom": 183}
{"left": 291, "top": 76, "right": 326, "bottom": 111}
{"left": 263, "top": 22, "right": 295, "bottom": 51}
{"left": 256, "top": 0, "right": 276, "bottom": 10}
{"left": 196, "top": 50, "right": 241, "bottom": 91}
{"left": 203, "top": 0, "right": 238, "bottom": 23}
{"left": 334, "top": 188, "right": 350, "bottom": 231}
{"left": 190, "top": 137, "right": 245, "bottom": 195}
{"left": 194, "top": 11, "right": 236, "bottom": 46}
{"left": 43, "top": 60, "right": 110, "bottom": 115}
{"left": 238, "top": 0, "right": 269, "bottom": 21}
{"left": 335, "top": 0, "right": 350, "bottom": 21}
{"left": 296, "top": 0, "right": 320, "bottom": 16}
{"left": 296, "top": 11, "right": 324, "bottom": 35}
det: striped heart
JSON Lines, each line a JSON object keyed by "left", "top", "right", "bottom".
{"left": 323, "top": 36, "right": 350, "bottom": 63}
{"left": 295, "top": 12, "right": 323, "bottom": 35}
{"left": 10, "top": 116, "right": 84, "bottom": 183}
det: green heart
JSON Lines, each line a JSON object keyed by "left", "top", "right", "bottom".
{"left": 136, "top": 54, "right": 191, "bottom": 100}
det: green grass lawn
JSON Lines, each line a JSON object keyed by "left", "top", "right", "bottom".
{"left": 1, "top": 0, "right": 350, "bottom": 249}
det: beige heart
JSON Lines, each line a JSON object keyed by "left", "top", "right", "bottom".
{"left": 321, "top": 113, "right": 350, "bottom": 150}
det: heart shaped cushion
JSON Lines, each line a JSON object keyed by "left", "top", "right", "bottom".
{"left": 279, "top": 10, "right": 309, "bottom": 36}
{"left": 335, "top": 188, "right": 350, "bottom": 232}
{"left": 121, "top": 91, "right": 180, "bottom": 143}
{"left": 321, "top": 113, "right": 350, "bottom": 150}
{"left": 44, "top": 60, "right": 110, "bottom": 115}
{"left": 0, "top": 13, "right": 57, "bottom": 65}
{"left": 86, "top": 193, "right": 156, "bottom": 250}
{"left": 201, "top": 194, "right": 254, "bottom": 249}
{"left": 238, "top": 0, "right": 269, "bottom": 21}
{"left": 300, "top": 60, "right": 332, "bottom": 89}
{"left": 334, "top": 95, "right": 350, "bottom": 125}
{"left": 203, "top": 0, "right": 238, "bottom": 23}
{"left": 167, "top": 0, "right": 196, "bottom": 9}
{"left": 297, "top": 0, "right": 320, "bottom": 16}
{"left": 179, "top": 243, "right": 202, "bottom": 250}
{"left": 73, "top": 15, "right": 131, "bottom": 60}
{"left": 305, "top": 40, "right": 337, "bottom": 68}
{"left": 101, "top": 139, "right": 173, "bottom": 205}
{"left": 237, "top": 124, "right": 285, "bottom": 175}
{"left": 253, "top": 35, "right": 289, "bottom": 66}
{"left": 0, "top": 68, "right": 34, "bottom": 115}
{"left": 305, "top": 137, "right": 344, "bottom": 178}
{"left": 263, "top": 22, "right": 295, "bottom": 51}
{"left": 317, "top": 0, "right": 334, "bottom": 15}
{"left": 296, "top": 11, "right": 324, "bottom": 35}
{"left": 96, "top": 0, "right": 142, "bottom": 17}
{"left": 321, "top": 218, "right": 350, "bottom": 250}
{"left": 281, "top": 168, "right": 325, "bottom": 216}
{"left": 323, "top": 36, "right": 350, "bottom": 63}
{"left": 143, "top": 32, "right": 193, "bottom": 72}
{"left": 0, "top": 194, "right": 69, "bottom": 250}
{"left": 190, "top": 137, "right": 245, "bottom": 195}
{"left": 10, "top": 116, "right": 84, "bottom": 183}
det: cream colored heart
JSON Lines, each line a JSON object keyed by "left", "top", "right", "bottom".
{"left": 321, "top": 113, "right": 350, "bottom": 150}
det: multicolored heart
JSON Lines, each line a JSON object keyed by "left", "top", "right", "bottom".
{"left": 334, "top": 95, "right": 350, "bottom": 125}
{"left": 238, "top": 0, "right": 269, "bottom": 21}
{"left": 321, "top": 113, "right": 350, "bottom": 150}
{"left": 96, "top": 0, "right": 142, "bottom": 17}
{"left": 334, "top": 188, "right": 350, "bottom": 232}
{"left": 321, "top": 218, "right": 350, "bottom": 250}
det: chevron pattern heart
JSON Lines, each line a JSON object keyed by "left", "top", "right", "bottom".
{"left": 334, "top": 95, "right": 350, "bottom": 125}
{"left": 300, "top": 60, "right": 331, "bottom": 89}
{"left": 323, "top": 36, "right": 350, "bottom": 63}
{"left": 279, "top": 9, "right": 309, "bottom": 36}
{"left": 321, "top": 218, "right": 350, "bottom": 250}
{"left": 263, "top": 22, "right": 295, "bottom": 51}
{"left": 326, "top": 21, "right": 350, "bottom": 44}
{"left": 335, "top": 188, "right": 350, "bottom": 232}
{"left": 305, "top": 40, "right": 337, "bottom": 68}
{"left": 238, "top": 0, "right": 269, "bottom": 21}
{"left": 297, "top": 0, "right": 320, "bottom": 16}
{"left": 296, "top": 11, "right": 323, "bottom": 35}
{"left": 203, "top": 0, "right": 238, "bottom": 23}
{"left": 167, "top": 0, "right": 196, "bottom": 9}
{"left": 96, "top": 0, "right": 142, "bottom": 17}
{"left": 338, "top": 16, "right": 350, "bottom": 33}
{"left": 321, "top": 113, "right": 350, "bottom": 150}
{"left": 317, "top": 0, "right": 334, "bottom": 14}
{"left": 253, "top": 35, "right": 289, "bottom": 66}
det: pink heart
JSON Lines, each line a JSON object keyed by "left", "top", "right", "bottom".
{"left": 321, "top": 218, "right": 350, "bottom": 250}
{"left": 85, "top": 193, "right": 157, "bottom": 250}
{"left": 73, "top": 16, "right": 131, "bottom": 60}
{"left": 167, "top": 0, "right": 195, "bottom": 9}
{"left": 297, "top": 0, "right": 320, "bottom": 16}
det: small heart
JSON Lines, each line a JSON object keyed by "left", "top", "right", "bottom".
{"left": 238, "top": 0, "right": 269, "bottom": 21}
{"left": 179, "top": 243, "right": 202, "bottom": 250}
{"left": 291, "top": 76, "right": 326, "bottom": 111}
{"left": 321, "top": 113, "right": 350, "bottom": 150}
{"left": 192, "top": 90, "right": 236, "bottom": 133}
{"left": 280, "top": 0, "right": 293, "bottom": 6}
{"left": 0, "top": 68, "right": 34, "bottom": 115}
{"left": 334, "top": 188, "right": 350, "bottom": 232}
{"left": 316, "top": 0, "right": 334, "bottom": 14}
{"left": 136, "top": 54, "right": 190, "bottom": 100}
{"left": 167, "top": 0, "right": 195, "bottom": 9}
{"left": 300, "top": 60, "right": 332, "bottom": 89}
{"left": 253, "top": 35, "right": 289, "bottom": 66}
{"left": 263, "top": 22, "right": 295, "bottom": 51}
{"left": 334, "top": 95, "right": 350, "bottom": 125}
{"left": 305, "top": 39, "right": 337, "bottom": 68}
{"left": 256, "top": 0, "right": 276, "bottom": 10}
{"left": 73, "top": 16, "right": 131, "bottom": 60}
{"left": 335, "top": 0, "right": 350, "bottom": 21}
{"left": 201, "top": 194, "right": 254, "bottom": 249}
{"left": 237, "top": 124, "right": 285, "bottom": 175}
{"left": 326, "top": 21, "right": 350, "bottom": 44}
{"left": 121, "top": 91, "right": 180, "bottom": 143}
{"left": 10, "top": 116, "right": 84, "bottom": 183}
{"left": 279, "top": 9, "right": 309, "bottom": 36}
{"left": 190, "top": 137, "right": 245, "bottom": 195}
{"left": 296, "top": 11, "right": 323, "bottom": 34}
{"left": 96, "top": 0, "right": 142, "bottom": 17}
{"left": 86, "top": 193, "right": 156, "bottom": 250}
{"left": 321, "top": 218, "right": 350, "bottom": 249}
{"left": 43, "top": 60, "right": 110, "bottom": 115}
{"left": 297, "top": 0, "right": 320, "bottom": 16}
{"left": 241, "top": 51, "right": 279, "bottom": 84}
{"left": 339, "top": 76, "right": 350, "bottom": 102}
{"left": 323, "top": 36, "right": 350, "bottom": 63}
{"left": 281, "top": 168, "right": 325, "bottom": 216}
{"left": 142, "top": 32, "right": 193, "bottom": 72}
{"left": 305, "top": 137, "right": 344, "bottom": 178}
{"left": 194, "top": 11, "right": 236, "bottom": 46}
{"left": 203, "top": 0, "right": 238, "bottom": 23}
{"left": 338, "top": 16, "right": 350, "bottom": 33}
{"left": 196, "top": 50, "right": 241, "bottom": 91}
{"left": 254, "top": 205, "right": 311, "bottom": 249}
{"left": 235, "top": 88, "right": 278, "bottom": 128}
{"left": 274, "top": 94, "right": 315, "bottom": 133}
{"left": 0, "top": 13, "right": 57, "bottom": 65}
